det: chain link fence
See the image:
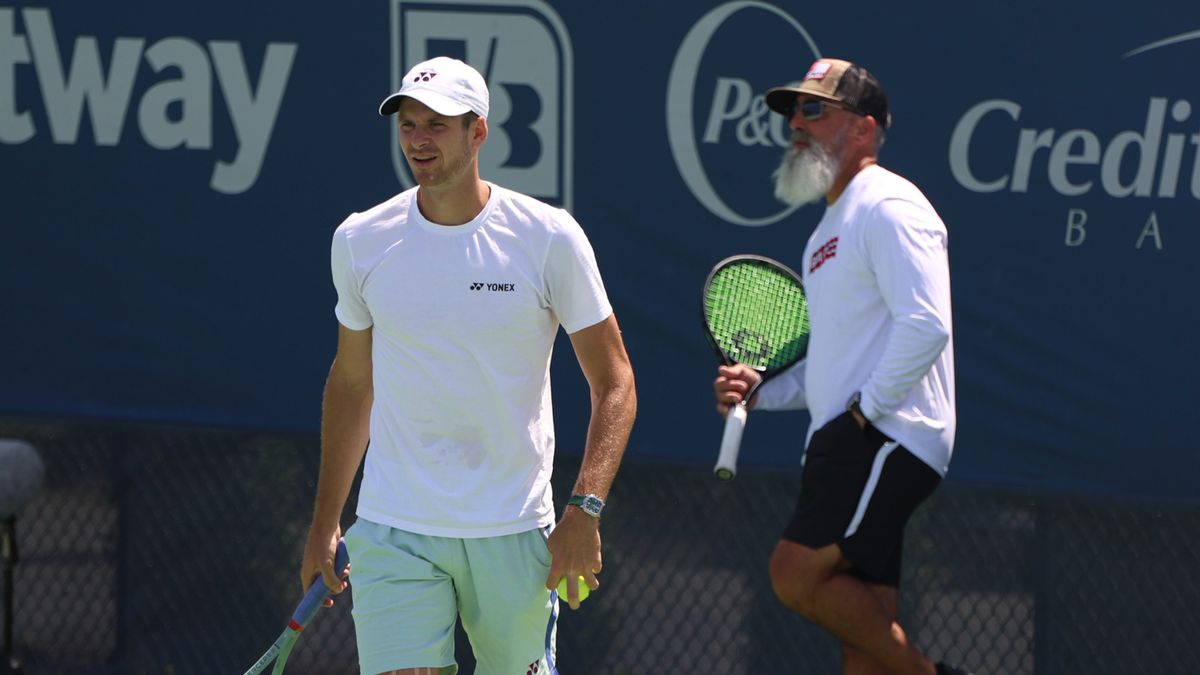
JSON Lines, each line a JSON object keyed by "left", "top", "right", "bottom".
{"left": 1, "top": 417, "right": 1197, "bottom": 674}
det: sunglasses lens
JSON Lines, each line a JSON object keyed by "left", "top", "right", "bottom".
{"left": 786, "top": 100, "right": 826, "bottom": 120}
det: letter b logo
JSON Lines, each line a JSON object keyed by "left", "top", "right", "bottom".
{"left": 390, "top": 0, "right": 573, "bottom": 209}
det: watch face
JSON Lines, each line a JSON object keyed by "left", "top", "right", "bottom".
{"left": 570, "top": 494, "right": 604, "bottom": 517}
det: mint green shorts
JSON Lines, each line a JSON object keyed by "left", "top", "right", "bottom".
{"left": 344, "top": 518, "right": 559, "bottom": 675}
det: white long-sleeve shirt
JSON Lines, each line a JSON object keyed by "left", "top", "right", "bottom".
{"left": 757, "top": 164, "right": 956, "bottom": 475}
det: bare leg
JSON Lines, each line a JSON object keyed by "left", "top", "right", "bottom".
{"left": 769, "top": 539, "right": 935, "bottom": 675}
{"left": 840, "top": 583, "right": 901, "bottom": 675}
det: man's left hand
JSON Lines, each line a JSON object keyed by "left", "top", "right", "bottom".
{"left": 851, "top": 407, "right": 868, "bottom": 429}
{"left": 545, "top": 507, "right": 602, "bottom": 610}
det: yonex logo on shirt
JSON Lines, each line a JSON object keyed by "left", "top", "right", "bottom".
{"left": 469, "top": 282, "right": 516, "bottom": 292}
{"left": 810, "top": 236, "right": 839, "bottom": 273}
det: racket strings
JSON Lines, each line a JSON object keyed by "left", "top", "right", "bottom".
{"left": 705, "top": 264, "right": 810, "bottom": 371}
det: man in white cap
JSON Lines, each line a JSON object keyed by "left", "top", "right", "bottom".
{"left": 300, "top": 56, "right": 637, "bottom": 675}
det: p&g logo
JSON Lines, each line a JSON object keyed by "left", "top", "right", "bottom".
{"left": 666, "top": 2, "right": 821, "bottom": 227}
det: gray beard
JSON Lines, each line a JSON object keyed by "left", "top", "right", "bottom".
{"left": 772, "top": 137, "right": 838, "bottom": 207}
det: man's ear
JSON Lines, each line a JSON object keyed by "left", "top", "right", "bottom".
{"left": 473, "top": 116, "right": 489, "bottom": 147}
{"left": 855, "top": 113, "right": 877, "bottom": 143}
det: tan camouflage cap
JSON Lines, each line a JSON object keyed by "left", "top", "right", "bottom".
{"left": 764, "top": 58, "right": 891, "bottom": 129}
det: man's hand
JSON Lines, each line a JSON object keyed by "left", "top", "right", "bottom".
{"left": 713, "top": 364, "right": 763, "bottom": 415}
{"left": 545, "top": 508, "right": 601, "bottom": 610}
{"left": 850, "top": 406, "right": 868, "bottom": 429}
{"left": 300, "top": 525, "right": 348, "bottom": 607}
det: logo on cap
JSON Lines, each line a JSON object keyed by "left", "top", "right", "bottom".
{"left": 805, "top": 61, "right": 832, "bottom": 80}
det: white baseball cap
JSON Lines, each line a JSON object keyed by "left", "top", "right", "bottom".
{"left": 378, "top": 56, "right": 490, "bottom": 118}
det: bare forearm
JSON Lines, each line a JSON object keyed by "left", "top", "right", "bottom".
{"left": 571, "top": 374, "right": 636, "bottom": 499}
{"left": 311, "top": 377, "right": 372, "bottom": 531}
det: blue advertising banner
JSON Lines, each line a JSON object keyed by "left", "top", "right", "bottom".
{"left": 2, "top": 1, "right": 1197, "bottom": 498}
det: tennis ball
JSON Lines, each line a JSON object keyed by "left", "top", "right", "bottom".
{"left": 556, "top": 575, "right": 590, "bottom": 602}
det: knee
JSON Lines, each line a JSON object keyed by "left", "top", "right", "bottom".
{"left": 768, "top": 541, "right": 821, "bottom": 616}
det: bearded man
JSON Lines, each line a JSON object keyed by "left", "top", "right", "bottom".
{"left": 713, "top": 58, "right": 970, "bottom": 675}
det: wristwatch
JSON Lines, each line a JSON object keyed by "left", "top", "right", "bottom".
{"left": 567, "top": 494, "right": 605, "bottom": 519}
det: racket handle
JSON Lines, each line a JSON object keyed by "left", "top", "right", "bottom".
{"left": 714, "top": 403, "right": 748, "bottom": 480}
{"left": 291, "top": 538, "right": 350, "bottom": 629}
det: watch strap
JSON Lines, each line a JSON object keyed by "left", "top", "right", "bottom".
{"left": 567, "top": 494, "right": 604, "bottom": 518}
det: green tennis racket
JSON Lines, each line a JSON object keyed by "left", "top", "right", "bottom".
{"left": 702, "top": 255, "right": 810, "bottom": 479}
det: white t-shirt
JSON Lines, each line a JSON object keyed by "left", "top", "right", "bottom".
{"left": 757, "top": 164, "right": 956, "bottom": 475}
{"left": 330, "top": 182, "right": 612, "bottom": 537}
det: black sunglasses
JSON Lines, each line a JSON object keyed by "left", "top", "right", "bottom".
{"left": 786, "top": 99, "right": 858, "bottom": 121}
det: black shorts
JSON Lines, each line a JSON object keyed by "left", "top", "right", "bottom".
{"left": 782, "top": 411, "right": 941, "bottom": 587}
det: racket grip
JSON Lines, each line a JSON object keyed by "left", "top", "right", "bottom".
{"left": 291, "top": 538, "right": 350, "bottom": 629}
{"left": 714, "top": 403, "right": 748, "bottom": 480}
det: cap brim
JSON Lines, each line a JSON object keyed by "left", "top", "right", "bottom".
{"left": 378, "top": 90, "right": 474, "bottom": 117}
{"left": 764, "top": 85, "right": 843, "bottom": 116}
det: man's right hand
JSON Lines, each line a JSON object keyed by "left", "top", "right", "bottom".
{"left": 300, "top": 525, "right": 347, "bottom": 606}
{"left": 713, "top": 364, "right": 763, "bottom": 415}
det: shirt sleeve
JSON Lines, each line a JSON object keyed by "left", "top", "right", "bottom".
{"left": 543, "top": 210, "right": 613, "bottom": 334}
{"left": 331, "top": 222, "right": 373, "bottom": 330}
{"left": 858, "top": 198, "right": 952, "bottom": 420}
{"left": 755, "top": 359, "right": 808, "bottom": 411}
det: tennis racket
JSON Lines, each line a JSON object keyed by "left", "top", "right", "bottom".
{"left": 702, "top": 255, "right": 810, "bottom": 480}
{"left": 243, "top": 538, "right": 350, "bottom": 675}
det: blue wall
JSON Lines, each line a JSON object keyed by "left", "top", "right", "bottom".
{"left": 2, "top": 1, "right": 1197, "bottom": 499}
